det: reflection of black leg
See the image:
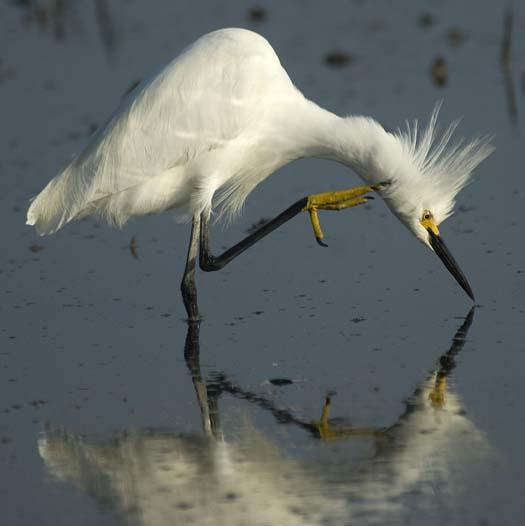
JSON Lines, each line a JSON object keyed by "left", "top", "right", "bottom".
{"left": 429, "top": 307, "right": 476, "bottom": 408}
{"left": 183, "top": 321, "right": 222, "bottom": 438}
{"left": 180, "top": 216, "right": 201, "bottom": 321}
{"left": 206, "top": 382, "right": 222, "bottom": 439}
{"left": 183, "top": 320, "right": 212, "bottom": 435}
{"left": 199, "top": 198, "right": 307, "bottom": 272}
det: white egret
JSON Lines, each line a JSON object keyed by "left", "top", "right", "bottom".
{"left": 26, "top": 28, "right": 493, "bottom": 319}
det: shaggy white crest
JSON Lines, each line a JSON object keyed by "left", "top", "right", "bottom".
{"left": 381, "top": 104, "right": 494, "bottom": 244}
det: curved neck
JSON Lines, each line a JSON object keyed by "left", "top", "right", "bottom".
{"left": 282, "top": 99, "right": 395, "bottom": 183}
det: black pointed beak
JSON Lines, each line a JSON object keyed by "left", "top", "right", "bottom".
{"left": 427, "top": 229, "right": 475, "bottom": 301}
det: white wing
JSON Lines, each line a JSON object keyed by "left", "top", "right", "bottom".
{"left": 27, "top": 28, "right": 297, "bottom": 234}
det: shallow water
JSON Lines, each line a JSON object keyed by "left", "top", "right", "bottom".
{"left": 2, "top": 1, "right": 525, "bottom": 525}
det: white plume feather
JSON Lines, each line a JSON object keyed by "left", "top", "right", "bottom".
{"left": 391, "top": 103, "right": 494, "bottom": 224}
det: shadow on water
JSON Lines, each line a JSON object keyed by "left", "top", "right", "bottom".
{"left": 38, "top": 308, "right": 491, "bottom": 525}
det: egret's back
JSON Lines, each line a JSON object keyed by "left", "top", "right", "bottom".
{"left": 27, "top": 28, "right": 297, "bottom": 234}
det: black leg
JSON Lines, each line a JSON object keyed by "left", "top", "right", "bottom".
{"left": 180, "top": 215, "right": 201, "bottom": 321}
{"left": 198, "top": 183, "right": 382, "bottom": 272}
{"left": 199, "top": 197, "right": 308, "bottom": 272}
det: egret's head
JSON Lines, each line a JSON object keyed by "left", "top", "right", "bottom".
{"left": 376, "top": 105, "right": 494, "bottom": 300}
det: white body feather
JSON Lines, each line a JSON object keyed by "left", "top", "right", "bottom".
{"left": 26, "top": 28, "right": 492, "bottom": 240}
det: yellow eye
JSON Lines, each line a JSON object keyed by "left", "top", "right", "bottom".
{"left": 421, "top": 210, "right": 439, "bottom": 236}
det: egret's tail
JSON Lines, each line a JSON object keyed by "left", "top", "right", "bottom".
{"left": 27, "top": 162, "right": 193, "bottom": 235}
{"left": 26, "top": 163, "right": 93, "bottom": 235}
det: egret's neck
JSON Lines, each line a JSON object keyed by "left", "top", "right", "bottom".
{"left": 289, "top": 99, "right": 396, "bottom": 184}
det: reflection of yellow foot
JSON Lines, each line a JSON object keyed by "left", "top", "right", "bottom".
{"left": 317, "top": 395, "right": 332, "bottom": 436}
{"left": 429, "top": 376, "right": 447, "bottom": 408}
{"left": 302, "top": 185, "right": 383, "bottom": 246}
{"left": 312, "top": 394, "right": 384, "bottom": 441}
{"left": 314, "top": 395, "right": 339, "bottom": 440}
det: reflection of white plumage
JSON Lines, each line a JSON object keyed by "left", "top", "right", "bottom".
{"left": 38, "top": 378, "right": 491, "bottom": 526}
{"left": 39, "top": 314, "right": 493, "bottom": 526}
{"left": 27, "top": 28, "right": 492, "bottom": 318}
{"left": 346, "top": 373, "right": 490, "bottom": 522}
{"left": 39, "top": 430, "right": 343, "bottom": 526}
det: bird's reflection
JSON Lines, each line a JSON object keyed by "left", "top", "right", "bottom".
{"left": 39, "top": 308, "right": 490, "bottom": 525}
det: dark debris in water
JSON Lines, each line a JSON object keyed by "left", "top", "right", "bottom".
{"left": 29, "top": 244, "right": 45, "bottom": 253}
{"left": 14, "top": 0, "right": 73, "bottom": 42}
{"left": 28, "top": 399, "right": 48, "bottom": 408}
{"left": 500, "top": 8, "right": 513, "bottom": 72}
{"left": 324, "top": 50, "right": 353, "bottom": 68}
{"left": 176, "top": 502, "right": 194, "bottom": 510}
{"left": 94, "top": 0, "right": 117, "bottom": 54}
{"left": 268, "top": 378, "right": 294, "bottom": 386}
{"left": 12, "top": 0, "right": 117, "bottom": 54}
{"left": 431, "top": 56, "right": 448, "bottom": 87}
{"left": 129, "top": 236, "right": 138, "bottom": 259}
{"left": 447, "top": 27, "right": 467, "bottom": 47}
{"left": 224, "top": 491, "right": 239, "bottom": 501}
{"left": 120, "top": 236, "right": 138, "bottom": 259}
{"left": 418, "top": 13, "right": 435, "bottom": 28}
{"left": 500, "top": 8, "right": 518, "bottom": 130}
{"left": 247, "top": 6, "right": 267, "bottom": 23}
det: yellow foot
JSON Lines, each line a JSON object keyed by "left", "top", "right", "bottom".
{"left": 429, "top": 376, "right": 447, "bottom": 409}
{"left": 302, "top": 184, "right": 384, "bottom": 246}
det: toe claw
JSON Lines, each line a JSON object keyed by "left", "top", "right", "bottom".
{"left": 371, "top": 182, "right": 388, "bottom": 192}
{"left": 316, "top": 237, "right": 328, "bottom": 247}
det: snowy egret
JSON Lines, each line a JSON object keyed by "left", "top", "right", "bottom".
{"left": 26, "top": 28, "right": 493, "bottom": 319}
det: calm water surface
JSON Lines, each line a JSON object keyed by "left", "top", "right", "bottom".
{"left": 1, "top": 1, "right": 524, "bottom": 525}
